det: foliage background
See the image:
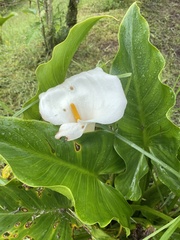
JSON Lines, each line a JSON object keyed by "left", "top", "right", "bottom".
{"left": 0, "top": 0, "right": 179, "bottom": 125}
{"left": 0, "top": 0, "right": 179, "bottom": 239}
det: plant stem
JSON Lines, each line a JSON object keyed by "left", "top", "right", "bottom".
{"left": 97, "top": 124, "right": 180, "bottom": 179}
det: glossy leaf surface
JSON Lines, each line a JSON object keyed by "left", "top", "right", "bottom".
{"left": 23, "top": 16, "right": 108, "bottom": 119}
{"left": 0, "top": 117, "right": 132, "bottom": 229}
{"left": 111, "top": 3, "right": 180, "bottom": 200}
{"left": 0, "top": 180, "right": 73, "bottom": 239}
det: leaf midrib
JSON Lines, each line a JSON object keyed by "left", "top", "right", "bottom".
{"left": 0, "top": 140, "right": 98, "bottom": 179}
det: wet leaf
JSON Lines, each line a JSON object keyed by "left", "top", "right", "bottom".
{"left": 23, "top": 15, "right": 109, "bottom": 119}
{"left": 0, "top": 180, "right": 73, "bottom": 239}
{"left": 111, "top": 3, "right": 180, "bottom": 200}
{"left": 0, "top": 117, "right": 132, "bottom": 231}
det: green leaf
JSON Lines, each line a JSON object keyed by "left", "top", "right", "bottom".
{"left": 0, "top": 117, "right": 132, "bottom": 231}
{"left": 111, "top": 3, "right": 180, "bottom": 200}
{"left": 0, "top": 177, "right": 8, "bottom": 186}
{"left": 23, "top": 15, "right": 110, "bottom": 120}
{"left": 0, "top": 179, "right": 74, "bottom": 239}
{"left": 143, "top": 216, "right": 180, "bottom": 240}
{"left": 159, "top": 216, "right": 180, "bottom": 240}
{"left": 91, "top": 227, "right": 115, "bottom": 240}
{"left": 0, "top": 13, "right": 16, "bottom": 26}
{"left": 22, "top": 8, "right": 37, "bottom": 15}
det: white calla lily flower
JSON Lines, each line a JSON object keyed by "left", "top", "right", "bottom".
{"left": 39, "top": 67, "right": 127, "bottom": 141}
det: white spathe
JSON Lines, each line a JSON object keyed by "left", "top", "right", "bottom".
{"left": 39, "top": 67, "right": 127, "bottom": 141}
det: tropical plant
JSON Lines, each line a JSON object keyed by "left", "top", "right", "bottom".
{"left": 0, "top": 2, "right": 179, "bottom": 239}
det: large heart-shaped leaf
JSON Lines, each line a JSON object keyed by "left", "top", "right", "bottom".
{"left": 0, "top": 180, "right": 74, "bottom": 239}
{"left": 23, "top": 15, "right": 109, "bottom": 120}
{"left": 110, "top": 3, "right": 180, "bottom": 200}
{"left": 0, "top": 117, "right": 132, "bottom": 230}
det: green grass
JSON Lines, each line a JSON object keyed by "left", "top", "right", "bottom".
{"left": 141, "top": 0, "right": 180, "bottom": 126}
{"left": 0, "top": 1, "right": 43, "bottom": 115}
{"left": 0, "top": 0, "right": 179, "bottom": 125}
